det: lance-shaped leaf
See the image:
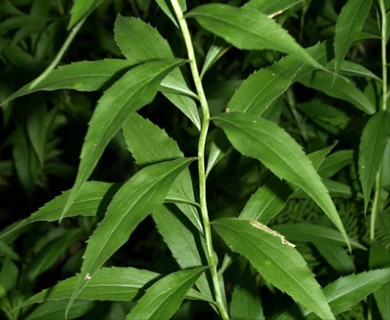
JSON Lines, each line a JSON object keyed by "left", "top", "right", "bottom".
{"left": 1, "top": 59, "right": 135, "bottom": 106}
{"left": 114, "top": 16, "right": 200, "bottom": 129}
{"left": 126, "top": 267, "right": 206, "bottom": 320}
{"left": 25, "top": 301, "right": 93, "bottom": 320}
{"left": 68, "top": 0, "right": 104, "bottom": 29}
{"left": 213, "top": 112, "right": 350, "bottom": 248}
{"left": 243, "top": 0, "right": 303, "bottom": 16}
{"left": 66, "top": 158, "right": 193, "bottom": 315}
{"left": 230, "top": 282, "right": 264, "bottom": 320}
{"left": 187, "top": 4, "right": 323, "bottom": 69}
{"left": 0, "top": 182, "right": 113, "bottom": 243}
{"left": 122, "top": 112, "right": 202, "bottom": 231}
{"left": 359, "top": 111, "right": 390, "bottom": 212}
{"left": 212, "top": 218, "right": 335, "bottom": 320}
{"left": 334, "top": 0, "right": 373, "bottom": 72}
{"left": 60, "top": 59, "right": 184, "bottom": 221}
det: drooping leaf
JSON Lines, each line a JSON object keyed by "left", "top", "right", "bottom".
{"left": 213, "top": 218, "right": 335, "bottom": 320}
{"left": 273, "top": 224, "right": 365, "bottom": 250}
{"left": 25, "top": 229, "right": 81, "bottom": 280}
{"left": 114, "top": 15, "right": 200, "bottom": 129}
{"left": 67, "top": 158, "right": 193, "bottom": 315}
{"left": 68, "top": 0, "right": 104, "bottom": 29}
{"left": 187, "top": 4, "right": 323, "bottom": 69}
{"left": 314, "top": 243, "right": 356, "bottom": 274}
{"left": 122, "top": 112, "right": 202, "bottom": 231}
{"left": 298, "top": 71, "right": 375, "bottom": 114}
{"left": 243, "top": 0, "right": 303, "bottom": 16}
{"left": 0, "top": 182, "right": 113, "bottom": 243}
{"left": 334, "top": 0, "right": 373, "bottom": 72}
{"left": 359, "top": 111, "right": 390, "bottom": 212}
{"left": 153, "top": 205, "right": 213, "bottom": 301}
{"left": 230, "top": 282, "right": 264, "bottom": 320}
{"left": 1, "top": 59, "right": 135, "bottom": 106}
{"left": 61, "top": 59, "right": 184, "bottom": 221}
{"left": 126, "top": 267, "right": 206, "bottom": 320}
{"left": 213, "top": 112, "right": 350, "bottom": 248}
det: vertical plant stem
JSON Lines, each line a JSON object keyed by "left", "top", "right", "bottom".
{"left": 371, "top": 0, "right": 388, "bottom": 241}
{"left": 169, "top": 1, "right": 229, "bottom": 319}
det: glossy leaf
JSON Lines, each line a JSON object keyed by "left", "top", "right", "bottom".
{"left": 153, "top": 205, "right": 213, "bottom": 301}
{"left": 114, "top": 15, "right": 200, "bottom": 129}
{"left": 126, "top": 267, "right": 206, "bottom": 320}
{"left": 299, "top": 71, "right": 375, "bottom": 114}
{"left": 213, "top": 112, "right": 350, "bottom": 248}
{"left": 187, "top": 4, "right": 323, "bottom": 69}
{"left": 0, "top": 182, "right": 113, "bottom": 243}
{"left": 334, "top": 0, "right": 373, "bottom": 72}
{"left": 67, "top": 158, "right": 193, "bottom": 314}
{"left": 68, "top": 0, "right": 103, "bottom": 29}
{"left": 1, "top": 59, "right": 135, "bottom": 106}
{"left": 273, "top": 224, "right": 365, "bottom": 250}
{"left": 213, "top": 218, "right": 335, "bottom": 320}
{"left": 122, "top": 112, "right": 202, "bottom": 231}
{"left": 359, "top": 111, "right": 390, "bottom": 212}
{"left": 61, "top": 59, "right": 184, "bottom": 221}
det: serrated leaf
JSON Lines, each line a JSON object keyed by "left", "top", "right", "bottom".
{"left": 299, "top": 71, "right": 375, "bottom": 114}
{"left": 0, "top": 182, "right": 113, "bottom": 243}
{"left": 230, "top": 283, "right": 264, "bottom": 320}
{"left": 1, "top": 59, "right": 135, "bottom": 106}
{"left": 61, "top": 59, "right": 184, "bottom": 221}
{"left": 213, "top": 218, "right": 335, "bottom": 320}
{"left": 187, "top": 4, "right": 323, "bottom": 70}
{"left": 334, "top": 0, "right": 373, "bottom": 72}
{"left": 213, "top": 112, "right": 350, "bottom": 248}
{"left": 153, "top": 205, "right": 213, "bottom": 301}
{"left": 126, "top": 267, "right": 206, "bottom": 320}
{"left": 68, "top": 0, "right": 104, "bottom": 29}
{"left": 273, "top": 224, "right": 365, "bottom": 250}
{"left": 122, "top": 113, "right": 202, "bottom": 231}
{"left": 359, "top": 111, "right": 390, "bottom": 212}
{"left": 243, "top": 0, "right": 303, "bottom": 15}
{"left": 67, "top": 158, "right": 193, "bottom": 315}
{"left": 114, "top": 15, "right": 200, "bottom": 129}
{"left": 321, "top": 269, "right": 390, "bottom": 315}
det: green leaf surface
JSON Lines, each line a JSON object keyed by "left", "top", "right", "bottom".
{"left": 1, "top": 59, "right": 135, "bottom": 106}
{"left": 0, "top": 242, "right": 19, "bottom": 261}
{"left": 230, "top": 283, "right": 264, "bottom": 320}
{"left": 334, "top": 0, "right": 373, "bottom": 72}
{"left": 26, "top": 229, "right": 81, "bottom": 280}
{"left": 24, "top": 267, "right": 160, "bottom": 305}
{"left": 327, "top": 60, "right": 381, "bottom": 81}
{"left": 359, "top": 111, "right": 390, "bottom": 212}
{"left": 187, "top": 4, "right": 323, "bottom": 69}
{"left": 114, "top": 15, "right": 200, "bottom": 128}
{"left": 299, "top": 71, "right": 375, "bottom": 114}
{"left": 61, "top": 59, "right": 184, "bottom": 221}
{"left": 0, "top": 182, "right": 113, "bottom": 243}
{"left": 213, "top": 218, "right": 335, "bottom": 320}
{"left": 243, "top": 0, "right": 303, "bottom": 15}
{"left": 25, "top": 301, "right": 93, "bottom": 320}
{"left": 122, "top": 112, "right": 202, "bottom": 231}
{"left": 153, "top": 205, "right": 213, "bottom": 301}
{"left": 318, "top": 150, "right": 354, "bottom": 178}
{"left": 68, "top": 0, "right": 103, "bottom": 29}
{"left": 126, "top": 267, "right": 206, "bottom": 320}
{"left": 155, "top": 0, "right": 187, "bottom": 27}
{"left": 273, "top": 224, "right": 365, "bottom": 250}
{"left": 200, "top": 41, "right": 230, "bottom": 78}
{"left": 67, "top": 158, "right": 193, "bottom": 314}
{"left": 213, "top": 112, "right": 349, "bottom": 248}
{"left": 314, "top": 243, "right": 356, "bottom": 274}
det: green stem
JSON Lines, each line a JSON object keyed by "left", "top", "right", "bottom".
{"left": 370, "top": 171, "right": 381, "bottom": 241}
{"left": 379, "top": 0, "right": 388, "bottom": 112}
{"left": 28, "top": 17, "right": 86, "bottom": 90}
{"left": 169, "top": 2, "right": 229, "bottom": 319}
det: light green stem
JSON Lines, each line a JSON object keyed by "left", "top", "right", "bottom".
{"left": 169, "top": 1, "right": 229, "bottom": 319}
{"left": 28, "top": 17, "right": 86, "bottom": 90}
{"left": 371, "top": 0, "right": 388, "bottom": 241}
